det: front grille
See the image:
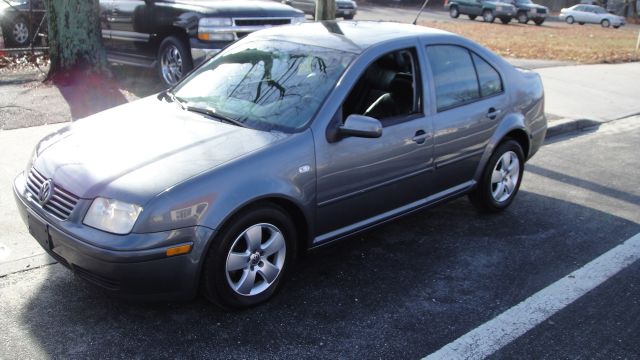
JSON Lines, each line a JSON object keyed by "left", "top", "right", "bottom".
{"left": 233, "top": 18, "right": 291, "bottom": 26}
{"left": 537, "top": 8, "right": 547, "bottom": 13}
{"left": 338, "top": 4, "right": 355, "bottom": 9}
{"left": 26, "top": 168, "right": 80, "bottom": 220}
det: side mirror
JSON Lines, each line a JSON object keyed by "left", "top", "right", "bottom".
{"left": 338, "top": 115, "right": 383, "bottom": 139}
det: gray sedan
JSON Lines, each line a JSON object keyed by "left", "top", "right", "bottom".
{"left": 13, "top": 21, "right": 546, "bottom": 309}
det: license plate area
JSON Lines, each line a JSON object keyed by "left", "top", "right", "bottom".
{"left": 28, "top": 214, "right": 51, "bottom": 250}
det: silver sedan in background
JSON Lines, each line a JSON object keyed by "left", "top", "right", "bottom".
{"left": 560, "top": 4, "right": 625, "bottom": 28}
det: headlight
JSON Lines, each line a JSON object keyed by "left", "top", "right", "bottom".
{"left": 199, "top": 17, "right": 232, "bottom": 27}
{"left": 198, "top": 17, "right": 235, "bottom": 41}
{"left": 291, "top": 16, "right": 305, "bottom": 24}
{"left": 83, "top": 197, "right": 142, "bottom": 235}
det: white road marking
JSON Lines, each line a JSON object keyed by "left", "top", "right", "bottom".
{"left": 423, "top": 232, "right": 640, "bottom": 360}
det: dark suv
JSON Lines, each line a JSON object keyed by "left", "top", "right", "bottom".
{"left": 511, "top": 0, "right": 548, "bottom": 25}
{"left": 99, "top": 0, "right": 304, "bottom": 86}
{"left": 445, "top": 0, "right": 517, "bottom": 24}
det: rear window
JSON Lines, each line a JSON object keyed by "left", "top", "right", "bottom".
{"left": 426, "top": 45, "right": 504, "bottom": 112}
{"left": 425, "top": 45, "right": 480, "bottom": 111}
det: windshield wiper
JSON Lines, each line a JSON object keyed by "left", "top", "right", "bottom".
{"left": 161, "top": 90, "right": 186, "bottom": 107}
{"left": 185, "top": 106, "right": 248, "bottom": 128}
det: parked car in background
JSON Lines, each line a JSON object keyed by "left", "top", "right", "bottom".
{"left": 98, "top": 0, "right": 305, "bottom": 86}
{"left": 282, "top": 0, "right": 357, "bottom": 19}
{"left": 0, "top": 0, "right": 46, "bottom": 47}
{"left": 560, "top": 4, "right": 625, "bottom": 28}
{"left": 14, "top": 21, "right": 546, "bottom": 309}
{"left": 510, "top": 0, "right": 548, "bottom": 25}
{"left": 445, "top": 0, "right": 516, "bottom": 24}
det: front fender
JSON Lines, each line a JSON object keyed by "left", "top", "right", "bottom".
{"left": 133, "top": 131, "right": 316, "bottom": 237}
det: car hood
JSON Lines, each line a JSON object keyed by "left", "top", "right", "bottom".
{"left": 159, "top": 0, "right": 304, "bottom": 17}
{"left": 518, "top": 3, "right": 547, "bottom": 9}
{"left": 33, "top": 96, "right": 287, "bottom": 204}
{"left": 485, "top": 1, "right": 515, "bottom": 6}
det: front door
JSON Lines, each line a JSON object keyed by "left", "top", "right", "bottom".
{"left": 314, "top": 48, "right": 435, "bottom": 239}
{"left": 107, "top": 0, "right": 150, "bottom": 55}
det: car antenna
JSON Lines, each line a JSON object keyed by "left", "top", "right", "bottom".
{"left": 413, "top": 0, "right": 431, "bottom": 25}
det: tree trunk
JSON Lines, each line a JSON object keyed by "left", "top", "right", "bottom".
{"left": 47, "top": 0, "right": 107, "bottom": 79}
{"left": 315, "top": 0, "right": 336, "bottom": 20}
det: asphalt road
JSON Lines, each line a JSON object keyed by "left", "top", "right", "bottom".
{"left": 1, "top": 115, "right": 638, "bottom": 358}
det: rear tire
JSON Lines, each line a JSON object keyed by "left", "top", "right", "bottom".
{"left": 202, "top": 204, "right": 297, "bottom": 309}
{"left": 4, "top": 16, "right": 30, "bottom": 47}
{"left": 483, "top": 9, "right": 496, "bottom": 23}
{"left": 469, "top": 139, "right": 525, "bottom": 213}
{"left": 468, "top": 14, "right": 477, "bottom": 20}
{"left": 565, "top": 15, "right": 574, "bottom": 24}
{"left": 601, "top": 19, "right": 610, "bottom": 28}
{"left": 450, "top": 6, "right": 460, "bottom": 18}
{"left": 534, "top": 18, "right": 545, "bottom": 25}
{"left": 344, "top": 14, "right": 354, "bottom": 20}
{"left": 157, "top": 36, "right": 193, "bottom": 87}
{"left": 613, "top": 25, "right": 620, "bottom": 28}
{"left": 578, "top": 22, "right": 585, "bottom": 25}
{"left": 500, "top": 17, "right": 511, "bottom": 24}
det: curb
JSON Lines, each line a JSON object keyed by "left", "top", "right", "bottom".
{"left": 544, "top": 118, "right": 602, "bottom": 139}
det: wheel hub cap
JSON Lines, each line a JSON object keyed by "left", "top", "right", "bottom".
{"left": 225, "top": 223, "right": 286, "bottom": 296}
{"left": 14, "top": 22, "right": 28, "bottom": 44}
{"left": 490, "top": 151, "right": 520, "bottom": 203}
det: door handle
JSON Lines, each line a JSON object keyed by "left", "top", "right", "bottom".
{"left": 486, "top": 108, "right": 502, "bottom": 120}
{"left": 412, "top": 129, "right": 429, "bottom": 145}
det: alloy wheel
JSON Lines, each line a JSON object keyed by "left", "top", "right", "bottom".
{"left": 13, "top": 21, "right": 29, "bottom": 45}
{"left": 160, "top": 45, "right": 183, "bottom": 85}
{"left": 490, "top": 151, "right": 520, "bottom": 202}
{"left": 225, "top": 223, "right": 287, "bottom": 297}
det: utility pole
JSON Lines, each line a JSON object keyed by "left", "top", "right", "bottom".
{"left": 315, "top": 0, "right": 336, "bottom": 20}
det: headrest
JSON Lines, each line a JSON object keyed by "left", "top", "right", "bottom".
{"left": 389, "top": 73, "right": 413, "bottom": 101}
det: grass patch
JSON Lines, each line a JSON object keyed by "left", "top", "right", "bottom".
{"left": 419, "top": 20, "right": 640, "bottom": 63}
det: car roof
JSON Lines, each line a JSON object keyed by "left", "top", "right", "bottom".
{"left": 247, "top": 21, "right": 454, "bottom": 54}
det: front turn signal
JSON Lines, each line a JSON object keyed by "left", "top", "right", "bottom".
{"left": 166, "top": 244, "right": 192, "bottom": 257}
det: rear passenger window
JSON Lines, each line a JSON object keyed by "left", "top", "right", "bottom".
{"left": 425, "top": 45, "right": 479, "bottom": 111}
{"left": 472, "top": 53, "right": 503, "bottom": 97}
{"left": 426, "top": 45, "right": 504, "bottom": 112}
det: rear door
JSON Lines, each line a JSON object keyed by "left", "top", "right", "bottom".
{"left": 423, "top": 44, "right": 508, "bottom": 193}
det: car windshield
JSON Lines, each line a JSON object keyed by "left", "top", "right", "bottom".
{"left": 515, "top": 0, "right": 532, "bottom": 3}
{"left": 172, "top": 40, "right": 354, "bottom": 133}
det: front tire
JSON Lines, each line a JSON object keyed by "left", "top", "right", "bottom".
{"left": 468, "top": 14, "right": 477, "bottom": 20}
{"left": 565, "top": 15, "right": 574, "bottom": 24}
{"left": 500, "top": 17, "right": 511, "bottom": 24}
{"left": 469, "top": 139, "right": 525, "bottom": 213}
{"left": 202, "top": 204, "right": 297, "bottom": 309}
{"left": 517, "top": 12, "right": 529, "bottom": 24}
{"left": 601, "top": 19, "right": 610, "bottom": 28}
{"left": 157, "top": 36, "right": 193, "bottom": 87}
{"left": 449, "top": 6, "right": 460, "bottom": 18}
{"left": 534, "top": 18, "right": 545, "bottom": 25}
{"left": 344, "top": 14, "right": 354, "bottom": 20}
{"left": 483, "top": 9, "right": 496, "bottom": 23}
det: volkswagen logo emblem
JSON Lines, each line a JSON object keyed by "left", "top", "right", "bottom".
{"left": 38, "top": 179, "right": 54, "bottom": 205}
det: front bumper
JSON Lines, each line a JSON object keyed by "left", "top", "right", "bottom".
{"left": 13, "top": 172, "right": 215, "bottom": 301}
{"left": 494, "top": 8, "right": 515, "bottom": 17}
{"left": 336, "top": 8, "right": 357, "bottom": 17}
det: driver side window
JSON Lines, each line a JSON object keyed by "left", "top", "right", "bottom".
{"left": 342, "top": 48, "right": 422, "bottom": 124}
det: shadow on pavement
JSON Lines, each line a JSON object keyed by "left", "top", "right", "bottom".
{"left": 15, "top": 192, "right": 640, "bottom": 358}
